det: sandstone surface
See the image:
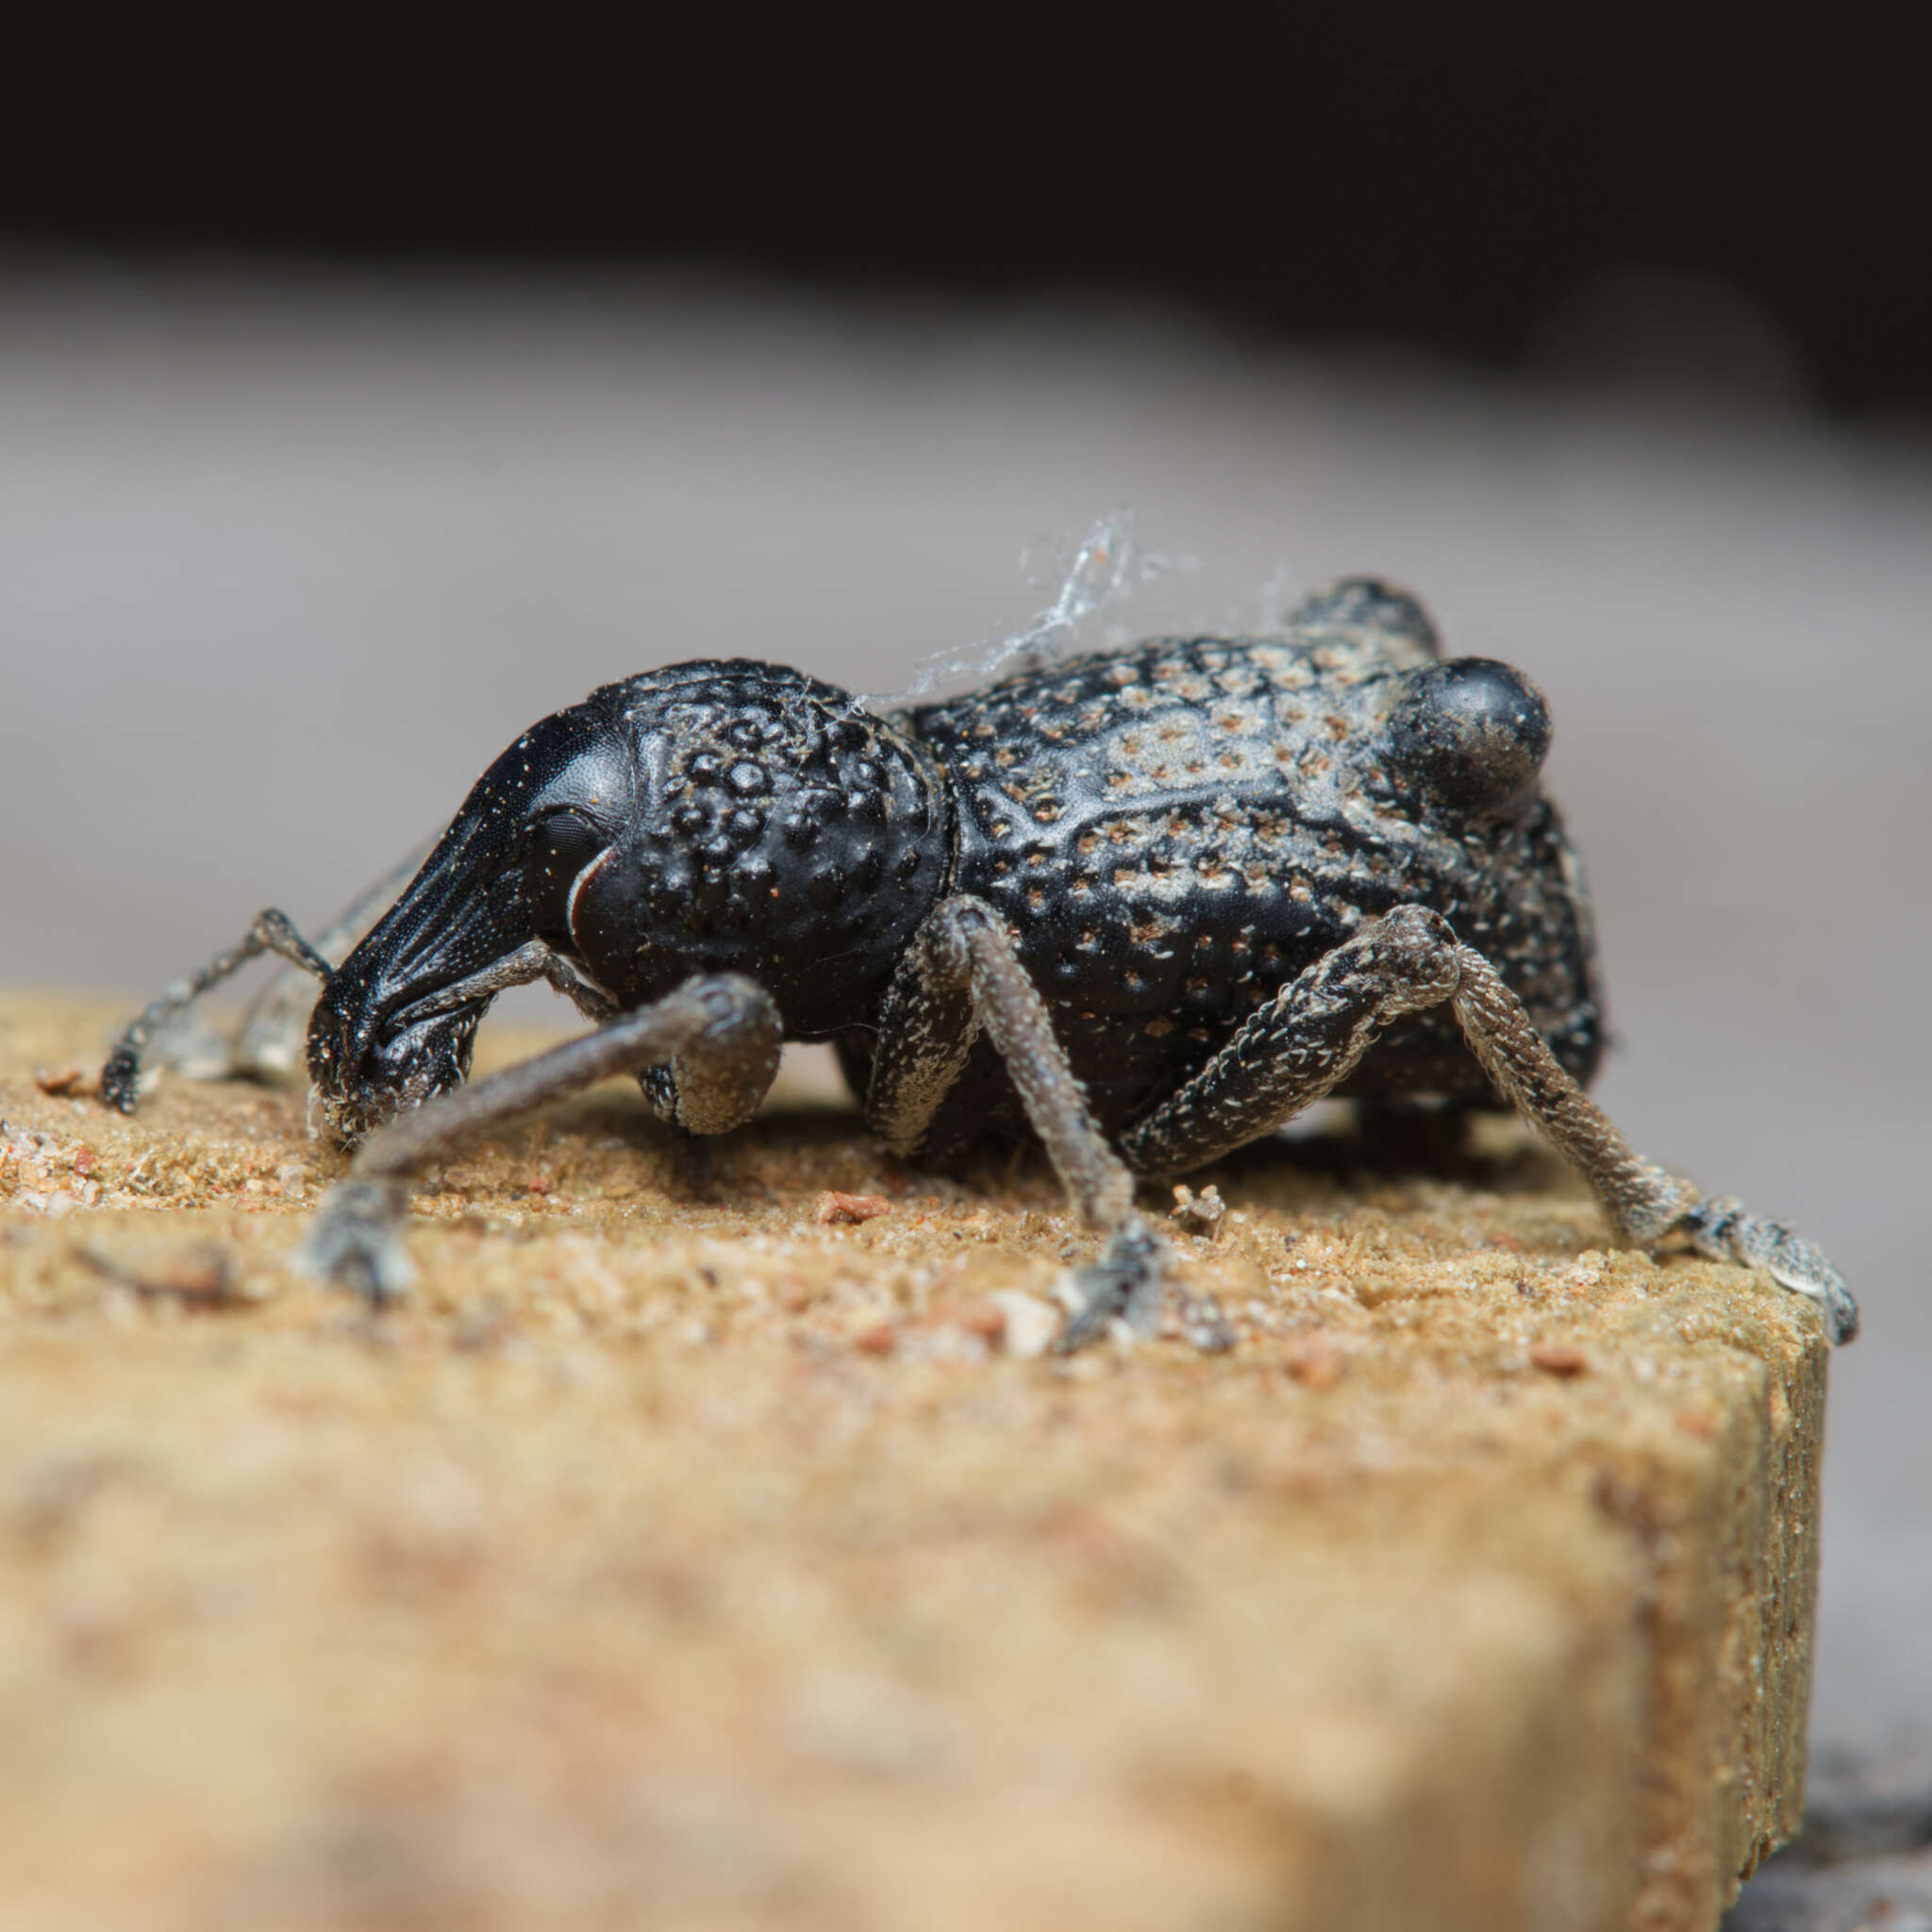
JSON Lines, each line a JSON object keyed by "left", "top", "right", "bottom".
{"left": 0, "top": 992, "right": 1827, "bottom": 1931}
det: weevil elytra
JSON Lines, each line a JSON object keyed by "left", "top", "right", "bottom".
{"left": 100, "top": 576, "right": 1857, "bottom": 1348}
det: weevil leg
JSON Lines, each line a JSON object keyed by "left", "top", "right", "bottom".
{"left": 131, "top": 841, "right": 437, "bottom": 1091}
{"left": 1119, "top": 908, "right": 1464, "bottom": 1178}
{"left": 301, "top": 974, "right": 781, "bottom": 1302}
{"left": 101, "top": 909, "right": 335, "bottom": 1113}
{"left": 865, "top": 894, "right": 1232, "bottom": 1353}
{"left": 229, "top": 836, "right": 439, "bottom": 1080}
{"left": 1120, "top": 906, "right": 1857, "bottom": 1344}
{"left": 1447, "top": 949, "right": 1857, "bottom": 1341}
{"left": 1671, "top": 1199, "right": 1858, "bottom": 1345}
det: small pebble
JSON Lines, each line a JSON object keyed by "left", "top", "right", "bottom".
{"left": 1530, "top": 1341, "right": 1589, "bottom": 1377}
{"left": 1170, "top": 1183, "right": 1227, "bottom": 1241}
{"left": 1176, "top": 1290, "right": 1238, "bottom": 1353}
{"left": 853, "top": 1320, "right": 897, "bottom": 1356}
{"left": 989, "top": 1291, "right": 1059, "bottom": 1360}
{"left": 816, "top": 1191, "right": 892, "bottom": 1226}
{"left": 1284, "top": 1334, "right": 1344, "bottom": 1391}
{"left": 925, "top": 1297, "right": 1006, "bottom": 1343}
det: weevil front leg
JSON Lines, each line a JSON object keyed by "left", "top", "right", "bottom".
{"left": 101, "top": 908, "right": 336, "bottom": 1112}
{"left": 1120, "top": 906, "right": 1857, "bottom": 1344}
{"left": 108, "top": 842, "right": 437, "bottom": 1102}
{"left": 302, "top": 974, "right": 780, "bottom": 1301}
{"left": 865, "top": 894, "right": 1233, "bottom": 1352}
{"left": 228, "top": 836, "right": 438, "bottom": 1080}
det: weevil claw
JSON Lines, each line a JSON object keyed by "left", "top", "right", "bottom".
{"left": 1679, "top": 1196, "right": 1859, "bottom": 1343}
{"left": 296, "top": 1179, "right": 415, "bottom": 1307}
{"left": 1055, "top": 1217, "right": 1171, "bottom": 1352}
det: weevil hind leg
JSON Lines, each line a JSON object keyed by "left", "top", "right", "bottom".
{"left": 864, "top": 893, "right": 1233, "bottom": 1353}
{"left": 300, "top": 974, "right": 781, "bottom": 1302}
{"left": 1117, "top": 905, "right": 1857, "bottom": 1345}
{"left": 1444, "top": 944, "right": 1858, "bottom": 1342}
{"left": 1119, "top": 908, "right": 1465, "bottom": 1178}
{"left": 1677, "top": 1199, "right": 1859, "bottom": 1344}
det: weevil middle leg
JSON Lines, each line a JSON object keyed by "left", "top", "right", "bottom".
{"left": 867, "top": 894, "right": 1235, "bottom": 1352}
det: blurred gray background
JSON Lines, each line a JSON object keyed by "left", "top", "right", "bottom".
{"left": 2, "top": 262, "right": 1926, "bottom": 1774}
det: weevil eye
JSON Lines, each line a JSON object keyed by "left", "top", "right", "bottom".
{"left": 1386, "top": 658, "right": 1552, "bottom": 813}
{"left": 523, "top": 807, "right": 611, "bottom": 950}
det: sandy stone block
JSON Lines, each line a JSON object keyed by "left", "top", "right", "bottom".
{"left": 0, "top": 991, "right": 1827, "bottom": 1930}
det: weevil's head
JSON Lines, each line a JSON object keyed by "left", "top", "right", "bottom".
{"left": 306, "top": 661, "right": 952, "bottom": 1148}
{"left": 305, "top": 695, "right": 636, "bottom": 1149}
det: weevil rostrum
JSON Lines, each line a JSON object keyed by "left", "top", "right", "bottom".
{"left": 100, "top": 576, "right": 1858, "bottom": 1349}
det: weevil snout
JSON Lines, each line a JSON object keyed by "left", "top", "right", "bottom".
{"left": 307, "top": 985, "right": 482, "bottom": 1150}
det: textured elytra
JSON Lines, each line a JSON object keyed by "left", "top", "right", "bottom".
{"left": 902, "top": 625, "right": 1599, "bottom": 1142}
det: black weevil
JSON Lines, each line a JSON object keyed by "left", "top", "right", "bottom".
{"left": 101, "top": 577, "right": 1858, "bottom": 1347}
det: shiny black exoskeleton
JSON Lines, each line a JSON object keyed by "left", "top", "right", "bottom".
{"left": 308, "top": 579, "right": 1587, "bottom": 1149}
{"left": 872, "top": 592, "right": 1596, "bottom": 1153}
{"left": 102, "top": 576, "right": 1857, "bottom": 1346}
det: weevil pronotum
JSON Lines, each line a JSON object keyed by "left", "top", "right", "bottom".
{"left": 102, "top": 577, "right": 1857, "bottom": 1348}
